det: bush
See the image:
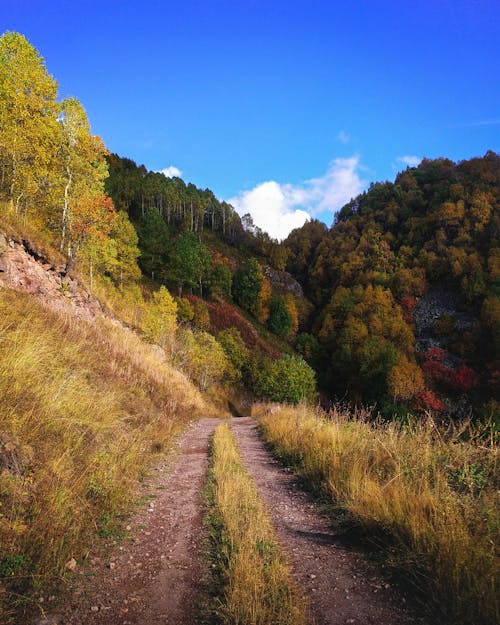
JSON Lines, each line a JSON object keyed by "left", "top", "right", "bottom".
{"left": 217, "top": 327, "right": 248, "bottom": 374}
{"left": 175, "top": 328, "right": 231, "bottom": 390}
{"left": 249, "top": 355, "right": 316, "bottom": 404}
{"left": 175, "top": 297, "right": 194, "bottom": 324}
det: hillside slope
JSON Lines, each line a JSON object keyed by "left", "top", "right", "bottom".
{"left": 0, "top": 233, "right": 216, "bottom": 622}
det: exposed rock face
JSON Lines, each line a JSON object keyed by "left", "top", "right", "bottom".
{"left": 414, "top": 288, "right": 477, "bottom": 357}
{"left": 263, "top": 266, "right": 304, "bottom": 298}
{"left": 0, "top": 233, "right": 102, "bottom": 321}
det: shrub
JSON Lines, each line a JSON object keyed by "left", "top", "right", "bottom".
{"left": 250, "top": 355, "right": 316, "bottom": 404}
{"left": 217, "top": 327, "right": 248, "bottom": 374}
{"left": 175, "top": 328, "right": 231, "bottom": 390}
{"left": 175, "top": 296, "right": 194, "bottom": 324}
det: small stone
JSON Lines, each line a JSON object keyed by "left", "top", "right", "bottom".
{"left": 309, "top": 574, "right": 316, "bottom": 579}
{"left": 65, "top": 558, "right": 77, "bottom": 571}
{"left": 91, "top": 606, "right": 99, "bottom": 612}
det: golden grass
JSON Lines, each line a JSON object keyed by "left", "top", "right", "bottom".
{"left": 0, "top": 286, "right": 211, "bottom": 621}
{"left": 206, "top": 422, "right": 306, "bottom": 625}
{"left": 256, "top": 403, "right": 499, "bottom": 625}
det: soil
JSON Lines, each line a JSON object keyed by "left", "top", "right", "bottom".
{"left": 231, "top": 417, "right": 426, "bottom": 625}
{"left": 35, "top": 418, "right": 220, "bottom": 625}
{"left": 36, "top": 416, "right": 427, "bottom": 625}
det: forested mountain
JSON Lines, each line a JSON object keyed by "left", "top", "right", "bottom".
{"left": 285, "top": 153, "right": 499, "bottom": 417}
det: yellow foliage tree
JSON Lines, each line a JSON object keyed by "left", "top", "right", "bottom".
{"left": 284, "top": 294, "right": 299, "bottom": 336}
{"left": 387, "top": 354, "right": 424, "bottom": 402}
{"left": 0, "top": 31, "right": 59, "bottom": 217}
{"left": 256, "top": 276, "right": 271, "bottom": 324}
{"left": 58, "top": 97, "right": 109, "bottom": 254}
{"left": 141, "top": 286, "right": 177, "bottom": 349}
{"left": 176, "top": 328, "right": 230, "bottom": 390}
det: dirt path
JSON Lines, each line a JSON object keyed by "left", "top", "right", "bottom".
{"left": 231, "top": 417, "right": 424, "bottom": 625}
{"left": 38, "top": 418, "right": 220, "bottom": 625}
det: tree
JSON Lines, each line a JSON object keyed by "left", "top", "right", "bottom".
{"left": 387, "top": 354, "right": 424, "bottom": 402}
{"left": 318, "top": 285, "right": 414, "bottom": 399}
{"left": 108, "top": 211, "right": 141, "bottom": 284}
{"left": 267, "top": 295, "right": 293, "bottom": 337}
{"left": 295, "top": 333, "right": 320, "bottom": 366}
{"left": 177, "top": 329, "right": 230, "bottom": 390}
{"left": 138, "top": 209, "right": 170, "bottom": 280}
{"left": 0, "top": 32, "right": 59, "bottom": 217}
{"left": 217, "top": 328, "right": 248, "bottom": 373}
{"left": 65, "top": 193, "right": 116, "bottom": 272}
{"left": 232, "top": 259, "right": 264, "bottom": 316}
{"left": 57, "top": 97, "right": 109, "bottom": 254}
{"left": 192, "top": 299, "right": 210, "bottom": 331}
{"left": 169, "top": 232, "right": 210, "bottom": 295}
{"left": 252, "top": 355, "right": 316, "bottom": 404}
{"left": 209, "top": 262, "right": 232, "bottom": 300}
{"left": 175, "top": 297, "right": 194, "bottom": 324}
{"left": 141, "top": 286, "right": 177, "bottom": 348}
{"left": 284, "top": 294, "right": 299, "bottom": 336}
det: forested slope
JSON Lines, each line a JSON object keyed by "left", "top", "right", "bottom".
{"left": 285, "top": 153, "right": 499, "bottom": 417}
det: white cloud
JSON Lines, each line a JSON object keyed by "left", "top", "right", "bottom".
{"left": 229, "top": 181, "right": 311, "bottom": 241}
{"left": 337, "top": 130, "right": 350, "bottom": 144}
{"left": 228, "top": 156, "right": 365, "bottom": 241}
{"left": 159, "top": 165, "right": 183, "bottom": 178}
{"left": 306, "top": 156, "right": 365, "bottom": 215}
{"left": 397, "top": 155, "right": 422, "bottom": 167}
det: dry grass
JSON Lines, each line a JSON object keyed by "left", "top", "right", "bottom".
{"left": 257, "top": 403, "right": 499, "bottom": 625}
{"left": 206, "top": 422, "right": 306, "bottom": 625}
{"left": 0, "top": 204, "right": 64, "bottom": 265}
{"left": 0, "top": 286, "right": 211, "bottom": 621}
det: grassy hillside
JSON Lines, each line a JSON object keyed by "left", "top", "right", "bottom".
{"left": 0, "top": 287, "right": 212, "bottom": 622}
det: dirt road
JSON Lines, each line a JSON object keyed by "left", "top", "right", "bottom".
{"left": 38, "top": 416, "right": 424, "bottom": 625}
{"left": 38, "top": 418, "right": 220, "bottom": 625}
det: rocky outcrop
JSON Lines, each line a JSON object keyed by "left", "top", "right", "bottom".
{"left": 263, "top": 266, "right": 304, "bottom": 298}
{"left": 414, "top": 288, "right": 477, "bottom": 356}
{"left": 0, "top": 232, "right": 102, "bottom": 321}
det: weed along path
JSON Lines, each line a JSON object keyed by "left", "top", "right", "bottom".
{"left": 231, "top": 417, "right": 422, "bottom": 625}
{"left": 42, "top": 418, "right": 220, "bottom": 625}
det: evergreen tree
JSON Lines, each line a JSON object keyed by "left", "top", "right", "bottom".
{"left": 138, "top": 209, "right": 170, "bottom": 280}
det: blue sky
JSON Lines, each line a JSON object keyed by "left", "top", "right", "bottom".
{"left": 2, "top": 0, "right": 499, "bottom": 238}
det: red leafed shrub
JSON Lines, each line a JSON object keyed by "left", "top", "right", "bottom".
{"left": 401, "top": 296, "right": 416, "bottom": 324}
{"left": 401, "top": 295, "right": 416, "bottom": 314}
{"left": 422, "top": 347, "right": 451, "bottom": 383}
{"left": 450, "top": 364, "right": 478, "bottom": 392}
{"left": 415, "top": 389, "right": 446, "bottom": 413}
{"left": 424, "top": 347, "right": 447, "bottom": 362}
